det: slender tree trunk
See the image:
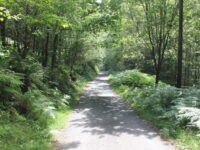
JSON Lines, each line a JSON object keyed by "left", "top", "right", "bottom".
{"left": 58, "top": 34, "right": 62, "bottom": 64}
{"left": 22, "top": 26, "right": 28, "bottom": 58}
{"left": 176, "top": 0, "right": 183, "bottom": 88}
{"left": 155, "top": 64, "right": 161, "bottom": 85}
{"left": 155, "top": 72, "right": 160, "bottom": 85}
{"left": 0, "top": 19, "right": 6, "bottom": 46}
{"left": 32, "top": 35, "right": 36, "bottom": 52}
{"left": 43, "top": 32, "right": 49, "bottom": 67}
{"left": 51, "top": 34, "right": 58, "bottom": 69}
{"left": 21, "top": 4, "right": 30, "bottom": 58}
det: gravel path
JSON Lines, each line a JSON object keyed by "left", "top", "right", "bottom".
{"left": 55, "top": 73, "right": 176, "bottom": 150}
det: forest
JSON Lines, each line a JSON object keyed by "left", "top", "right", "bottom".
{"left": 0, "top": 0, "right": 200, "bottom": 150}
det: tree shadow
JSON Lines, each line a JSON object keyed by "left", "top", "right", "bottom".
{"left": 56, "top": 73, "right": 172, "bottom": 150}
{"left": 72, "top": 95, "right": 159, "bottom": 139}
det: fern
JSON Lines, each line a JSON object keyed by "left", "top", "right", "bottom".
{"left": 175, "top": 107, "right": 200, "bottom": 129}
{"left": 22, "top": 89, "right": 56, "bottom": 126}
{"left": 0, "top": 69, "right": 22, "bottom": 87}
{"left": 0, "top": 69, "right": 23, "bottom": 103}
{"left": 110, "top": 71, "right": 200, "bottom": 131}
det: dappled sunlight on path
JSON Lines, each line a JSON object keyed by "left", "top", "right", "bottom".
{"left": 55, "top": 73, "right": 175, "bottom": 150}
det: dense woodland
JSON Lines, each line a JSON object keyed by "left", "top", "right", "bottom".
{"left": 0, "top": 0, "right": 200, "bottom": 149}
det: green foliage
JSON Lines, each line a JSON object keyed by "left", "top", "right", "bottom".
{"left": 0, "top": 60, "right": 94, "bottom": 149}
{"left": 0, "top": 62, "right": 95, "bottom": 150}
{"left": 49, "top": 108, "right": 72, "bottom": 131}
{"left": 76, "top": 62, "right": 100, "bottom": 80}
{"left": 0, "top": 52, "right": 96, "bottom": 150}
{"left": 176, "top": 129, "right": 200, "bottom": 150}
{"left": 47, "top": 67, "right": 76, "bottom": 95}
{"left": 0, "top": 0, "right": 109, "bottom": 149}
{"left": 109, "top": 70, "right": 164, "bottom": 88}
{"left": 103, "top": 0, "right": 200, "bottom": 87}
{"left": 0, "top": 110, "right": 51, "bottom": 150}
{"left": 123, "top": 86, "right": 200, "bottom": 130}
{"left": 0, "top": 69, "right": 23, "bottom": 107}
{"left": 110, "top": 70, "right": 200, "bottom": 150}
{"left": 22, "top": 89, "right": 56, "bottom": 126}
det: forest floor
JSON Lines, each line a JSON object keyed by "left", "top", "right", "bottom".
{"left": 55, "top": 73, "right": 176, "bottom": 150}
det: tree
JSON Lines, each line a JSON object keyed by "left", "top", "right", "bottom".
{"left": 141, "top": 0, "right": 178, "bottom": 85}
{"left": 176, "top": 0, "right": 184, "bottom": 88}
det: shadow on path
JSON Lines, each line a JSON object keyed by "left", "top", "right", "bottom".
{"left": 55, "top": 73, "right": 175, "bottom": 150}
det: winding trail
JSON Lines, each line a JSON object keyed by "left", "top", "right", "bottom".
{"left": 55, "top": 73, "right": 176, "bottom": 150}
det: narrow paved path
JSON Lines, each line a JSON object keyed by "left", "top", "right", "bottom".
{"left": 55, "top": 73, "right": 176, "bottom": 150}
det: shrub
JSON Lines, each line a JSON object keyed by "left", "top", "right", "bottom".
{"left": 46, "top": 66, "right": 77, "bottom": 97}
{"left": 109, "top": 70, "right": 164, "bottom": 88}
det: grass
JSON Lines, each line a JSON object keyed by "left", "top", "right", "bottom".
{"left": 0, "top": 107, "right": 73, "bottom": 150}
{"left": 0, "top": 117, "right": 51, "bottom": 150}
{"left": 176, "top": 129, "right": 200, "bottom": 150}
{"left": 49, "top": 107, "right": 72, "bottom": 131}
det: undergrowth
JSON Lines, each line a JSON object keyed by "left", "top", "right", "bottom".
{"left": 0, "top": 51, "right": 99, "bottom": 150}
{"left": 109, "top": 70, "right": 200, "bottom": 150}
{"left": 0, "top": 111, "right": 51, "bottom": 150}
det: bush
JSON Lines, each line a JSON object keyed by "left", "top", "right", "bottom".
{"left": 109, "top": 70, "right": 164, "bottom": 88}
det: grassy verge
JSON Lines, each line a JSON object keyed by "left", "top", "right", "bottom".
{"left": 0, "top": 105, "right": 72, "bottom": 150}
{"left": 109, "top": 70, "right": 200, "bottom": 150}
{"left": 49, "top": 108, "right": 72, "bottom": 131}
{"left": 0, "top": 115, "right": 51, "bottom": 150}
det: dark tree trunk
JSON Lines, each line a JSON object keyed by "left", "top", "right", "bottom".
{"left": 21, "top": 4, "right": 30, "bottom": 58}
{"left": 51, "top": 34, "right": 58, "bottom": 69}
{"left": 32, "top": 35, "right": 36, "bottom": 52}
{"left": 155, "top": 65, "right": 161, "bottom": 85}
{"left": 22, "top": 26, "right": 29, "bottom": 58}
{"left": 43, "top": 32, "right": 49, "bottom": 67}
{"left": 155, "top": 73, "right": 160, "bottom": 85}
{"left": 0, "top": 19, "right": 6, "bottom": 46}
{"left": 176, "top": 0, "right": 183, "bottom": 88}
{"left": 14, "top": 21, "right": 21, "bottom": 53}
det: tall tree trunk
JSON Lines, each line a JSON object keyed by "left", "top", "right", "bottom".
{"left": 155, "top": 73, "right": 160, "bottom": 85}
{"left": 155, "top": 64, "right": 161, "bottom": 85}
{"left": 32, "top": 35, "right": 36, "bottom": 52}
{"left": 0, "top": 19, "right": 6, "bottom": 46}
{"left": 43, "top": 32, "right": 49, "bottom": 67}
{"left": 21, "top": 4, "right": 30, "bottom": 58}
{"left": 176, "top": 0, "right": 184, "bottom": 88}
{"left": 51, "top": 34, "right": 58, "bottom": 69}
{"left": 22, "top": 26, "right": 29, "bottom": 58}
